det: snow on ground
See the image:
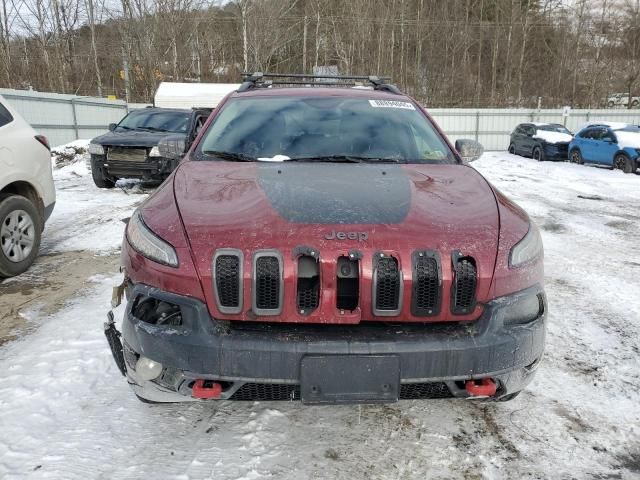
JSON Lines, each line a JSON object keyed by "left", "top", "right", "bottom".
{"left": 44, "top": 141, "right": 147, "bottom": 253}
{"left": 0, "top": 152, "right": 639, "bottom": 479}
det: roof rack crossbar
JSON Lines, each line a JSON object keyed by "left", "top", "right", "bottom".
{"left": 237, "top": 72, "right": 402, "bottom": 95}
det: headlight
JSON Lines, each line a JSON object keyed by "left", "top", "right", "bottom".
{"left": 126, "top": 210, "right": 178, "bottom": 267}
{"left": 148, "top": 146, "right": 161, "bottom": 157}
{"left": 509, "top": 222, "right": 543, "bottom": 268}
{"left": 88, "top": 143, "right": 105, "bottom": 155}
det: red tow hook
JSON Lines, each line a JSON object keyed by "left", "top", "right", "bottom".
{"left": 192, "top": 379, "right": 222, "bottom": 399}
{"left": 465, "top": 378, "right": 497, "bottom": 397}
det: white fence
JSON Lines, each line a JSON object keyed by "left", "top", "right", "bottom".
{"left": 2, "top": 88, "right": 640, "bottom": 151}
{"left": 429, "top": 108, "right": 640, "bottom": 151}
{"left": 0, "top": 88, "right": 150, "bottom": 147}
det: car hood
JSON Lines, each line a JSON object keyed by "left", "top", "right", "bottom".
{"left": 533, "top": 130, "right": 573, "bottom": 144}
{"left": 614, "top": 131, "right": 640, "bottom": 149}
{"left": 173, "top": 161, "right": 500, "bottom": 322}
{"left": 91, "top": 130, "right": 184, "bottom": 148}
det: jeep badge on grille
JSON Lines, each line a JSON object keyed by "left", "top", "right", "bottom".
{"left": 325, "top": 230, "right": 368, "bottom": 241}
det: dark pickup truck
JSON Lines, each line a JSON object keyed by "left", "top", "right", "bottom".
{"left": 88, "top": 107, "right": 211, "bottom": 188}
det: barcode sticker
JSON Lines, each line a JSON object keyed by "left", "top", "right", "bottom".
{"left": 368, "top": 99, "right": 416, "bottom": 110}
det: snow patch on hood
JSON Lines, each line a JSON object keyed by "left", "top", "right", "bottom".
{"left": 533, "top": 130, "right": 573, "bottom": 144}
{"left": 614, "top": 131, "right": 640, "bottom": 149}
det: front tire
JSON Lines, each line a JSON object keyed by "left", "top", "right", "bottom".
{"left": 90, "top": 158, "right": 116, "bottom": 189}
{"left": 570, "top": 149, "right": 584, "bottom": 165}
{"left": 508, "top": 144, "right": 516, "bottom": 155}
{"left": 614, "top": 154, "right": 634, "bottom": 174}
{"left": 0, "top": 194, "right": 43, "bottom": 277}
{"left": 532, "top": 146, "right": 544, "bottom": 162}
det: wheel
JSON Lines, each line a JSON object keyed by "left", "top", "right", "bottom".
{"left": 632, "top": 99, "right": 639, "bottom": 108}
{"left": 570, "top": 149, "right": 583, "bottom": 165}
{"left": 90, "top": 157, "right": 116, "bottom": 189}
{"left": 607, "top": 101, "right": 615, "bottom": 108}
{"left": 0, "top": 194, "right": 43, "bottom": 277}
{"left": 532, "top": 146, "right": 544, "bottom": 162}
{"left": 614, "top": 153, "right": 634, "bottom": 174}
{"left": 508, "top": 144, "right": 516, "bottom": 155}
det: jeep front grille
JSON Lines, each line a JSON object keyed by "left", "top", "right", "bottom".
{"left": 452, "top": 254, "right": 477, "bottom": 314}
{"left": 296, "top": 255, "right": 320, "bottom": 314}
{"left": 213, "top": 249, "right": 243, "bottom": 314}
{"left": 253, "top": 251, "right": 283, "bottom": 315}
{"left": 411, "top": 251, "right": 441, "bottom": 316}
{"left": 373, "top": 255, "right": 403, "bottom": 316}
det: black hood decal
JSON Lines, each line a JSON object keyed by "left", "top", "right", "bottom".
{"left": 257, "top": 163, "right": 411, "bottom": 224}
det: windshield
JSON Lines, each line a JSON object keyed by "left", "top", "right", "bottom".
{"left": 117, "top": 109, "right": 190, "bottom": 133}
{"left": 537, "top": 124, "right": 571, "bottom": 134}
{"left": 196, "top": 96, "right": 456, "bottom": 164}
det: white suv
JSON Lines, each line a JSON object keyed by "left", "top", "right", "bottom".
{"left": 0, "top": 95, "right": 56, "bottom": 277}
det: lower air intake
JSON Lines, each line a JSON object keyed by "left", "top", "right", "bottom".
{"left": 227, "top": 382, "right": 452, "bottom": 401}
{"left": 400, "top": 382, "right": 452, "bottom": 399}
{"left": 452, "top": 254, "right": 477, "bottom": 314}
{"left": 230, "top": 383, "right": 300, "bottom": 401}
{"left": 373, "top": 255, "right": 402, "bottom": 315}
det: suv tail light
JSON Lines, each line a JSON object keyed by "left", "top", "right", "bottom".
{"left": 35, "top": 135, "right": 50, "bottom": 151}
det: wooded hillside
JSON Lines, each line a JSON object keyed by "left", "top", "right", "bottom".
{"left": 1, "top": 0, "right": 639, "bottom": 106}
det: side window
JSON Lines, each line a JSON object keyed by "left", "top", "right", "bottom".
{"left": 514, "top": 125, "right": 524, "bottom": 135}
{"left": 0, "top": 101, "right": 14, "bottom": 128}
{"left": 194, "top": 115, "right": 207, "bottom": 135}
{"left": 525, "top": 126, "right": 535, "bottom": 136}
{"left": 602, "top": 129, "right": 615, "bottom": 142}
{"left": 581, "top": 128, "right": 595, "bottom": 139}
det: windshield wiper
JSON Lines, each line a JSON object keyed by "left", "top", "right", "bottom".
{"left": 289, "top": 155, "right": 401, "bottom": 164}
{"left": 138, "top": 126, "right": 170, "bottom": 132}
{"left": 201, "top": 150, "right": 257, "bottom": 162}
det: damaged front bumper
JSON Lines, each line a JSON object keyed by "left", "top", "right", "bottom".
{"left": 105, "top": 283, "right": 546, "bottom": 404}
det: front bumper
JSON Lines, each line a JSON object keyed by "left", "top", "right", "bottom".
{"left": 542, "top": 143, "right": 569, "bottom": 161}
{"left": 112, "top": 283, "right": 546, "bottom": 403}
{"left": 91, "top": 154, "right": 178, "bottom": 179}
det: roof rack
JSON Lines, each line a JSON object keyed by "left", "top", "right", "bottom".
{"left": 237, "top": 72, "right": 402, "bottom": 95}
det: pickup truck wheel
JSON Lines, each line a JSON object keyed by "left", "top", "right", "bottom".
{"left": 532, "top": 146, "right": 544, "bottom": 162}
{"left": 508, "top": 144, "right": 516, "bottom": 155}
{"left": 0, "top": 194, "right": 43, "bottom": 277}
{"left": 614, "top": 154, "right": 633, "bottom": 174}
{"left": 90, "top": 158, "right": 116, "bottom": 189}
{"left": 569, "top": 149, "right": 583, "bottom": 165}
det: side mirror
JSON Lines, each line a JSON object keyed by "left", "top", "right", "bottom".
{"left": 158, "top": 134, "right": 187, "bottom": 160}
{"left": 108, "top": 123, "right": 117, "bottom": 132}
{"left": 455, "top": 139, "right": 484, "bottom": 163}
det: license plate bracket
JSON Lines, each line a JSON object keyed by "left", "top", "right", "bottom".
{"left": 300, "top": 355, "right": 400, "bottom": 405}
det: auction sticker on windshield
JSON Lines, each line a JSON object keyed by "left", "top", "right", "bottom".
{"left": 368, "top": 100, "right": 416, "bottom": 110}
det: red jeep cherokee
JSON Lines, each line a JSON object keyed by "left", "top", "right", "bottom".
{"left": 105, "top": 74, "right": 546, "bottom": 404}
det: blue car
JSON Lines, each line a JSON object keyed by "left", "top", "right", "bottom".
{"left": 569, "top": 124, "right": 640, "bottom": 174}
